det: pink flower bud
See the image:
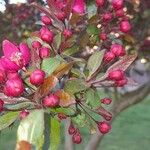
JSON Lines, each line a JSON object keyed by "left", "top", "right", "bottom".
{"left": 115, "top": 77, "right": 128, "bottom": 87}
{"left": 32, "top": 41, "right": 42, "bottom": 49}
{"left": 112, "top": 0, "right": 124, "bottom": 10}
{"left": 102, "top": 12, "right": 112, "bottom": 21}
{"left": 97, "top": 121, "right": 111, "bottom": 134}
{"left": 72, "top": 132, "right": 82, "bottom": 144}
{"left": 97, "top": 106, "right": 112, "bottom": 121}
{"left": 110, "top": 44, "right": 126, "bottom": 57}
{"left": 101, "top": 98, "right": 112, "bottom": 105}
{"left": 55, "top": 12, "right": 66, "bottom": 21}
{"left": 68, "top": 124, "right": 77, "bottom": 135}
{"left": 103, "top": 52, "right": 115, "bottom": 63}
{"left": 72, "top": 0, "right": 86, "bottom": 14}
{"left": 43, "top": 94, "right": 60, "bottom": 107}
{"left": 41, "top": 15, "right": 52, "bottom": 25}
{"left": 40, "top": 27, "right": 54, "bottom": 43}
{"left": 108, "top": 70, "right": 124, "bottom": 81}
{"left": 63, "top": 29, "right": 73, "bottom": 39}
{"left": 19, "top": 110, "right": 30, "bottom": 119}
{"left": 99, "top": 33, "right": 107, "bottom": 41}
{"left": 4, "top": 78, "right": 24, "bottom": 97}
{"left": 39, "top": 47, "right": 50, "bottom": 59}
{"left": 120, "top": 20, "right": 131, "bottom": 33}
{"left": 96, "top": 0, "right": 105, "bottom": 7}
{"left": 115, "top": 9, "right": 124, "bottom": 17}
{"left": 0, "top": 99, "right": 4, "bottom": 112}
{"left": 30, "top": 69, "right": 45, "bottom": 86}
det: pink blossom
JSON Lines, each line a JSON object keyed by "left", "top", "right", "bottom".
{"left": 1, "top": 40, "right": 30, "bottom": 72}
{"left": 72, "top": 0, "right": 86, "bottom": 14}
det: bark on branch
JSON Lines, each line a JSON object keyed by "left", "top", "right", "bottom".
{"left": 85, "top": 81, "right": 150, "bottom": 150}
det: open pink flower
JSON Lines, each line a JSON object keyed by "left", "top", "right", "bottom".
{"left": 72, "top": 0, "right": 86, "bottom": 14}
{"left": 1, "top": 40, "right": 31, "bottom": 72}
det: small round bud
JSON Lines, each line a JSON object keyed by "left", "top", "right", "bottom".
{"left": 108, "top": 70, "right": 124, "bottom": 81}
{"left": 39, "top": 47, "right": 50, "bottom": 59}
{"left": 68, "top": 124, "right": 77, "bottom": 135}
{"left": 115, "top": 9, "right": 124, "bottom": 17}
{"left": 97, "top": 121, "right": 111, "bottom": 134}
{"left": 104, "top": 52, "right": 115, "bottom": 63}
{"left": 112, "top": 0, "right": 124, "bottom": 10}
{"left": 4, "top": 78, "right": 24, "bottom": 97}
{"left": 96, "top": 0, "right": 105, "bottom": 7}
{"left": 19, "top": 110, "right": 30, "bottom": 119}
{"left": 41, "top": 33, "right": 54, "bottom": 43}
{"left": 101, "top": 98, "right": 112, "bottom": 105}
{"left": 56, "top": 12, "right": 66, "bottom": 21}
{"left": 30, "top": 69, "right": 45, "bottom": 86}
{"left": 72, "top": 132, "right": 82, "bottom": 144}
{"left": 41, "top": 15, "right": 52, "bottom": 25}
{"left": 63, "top": 29, "right": 72, "bottom": 39}
{"left": 115, "top": 77, "right": 128, "bottom": 87}
{"left": 99, "top": 33, "right": 107, "bottom": 41}
{"left": 43, "top": 94, "right": 60, "bottom": 107}
{"left": 102, "top": 12, "right": 112, "bottom": 21}
{"left": 120, "top": 20, "right": 131, "bottom": 33}
{"left": 32, "top": 41, "right": 42, "bottom": 49}
{"left": 110, "top": 44, "right": 126, "bottom": 57}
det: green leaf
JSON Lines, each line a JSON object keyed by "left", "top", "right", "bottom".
{"left": 50, "top": 118, "right": 60, "bottom": 150}
{"left": 87, "top": 3, "right": 97, "bottom": 19}
{"left": 86, "top": 88, "right": 100, "bottom": 108}
{"left": 64, "top": 79, "right": 89, "bottom": 95}
{"left": 71, "top": 68, "right": 86, "bottom": 78}
{"left": 17, "top": 110, "right": 44, "bottom": 150}
{"left": 63, "top": 45, "right": 79, "bottom": 56}
{"left": 87, "top": 25, "right": 99, "bottom": 36}
{"left": 5, "top": 102, "right": 34, "bottom": 110}
{"left": 0, "top": 112, "right": 19, "bottom": 130}
{"left": 53, "top": 33, "right": 62, "bottom": 50}
{"left": 72, "top": 113, "right": 87, "bottom": 127}
{"left": 41, "top": 57, "right": 61, "bottom": 75}
{"left": 87, "top": 50, "right": 105, "bottom": 78}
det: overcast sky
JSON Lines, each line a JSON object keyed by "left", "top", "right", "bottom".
{"left": 0, "top": 0, "right": 26, "bottom": 12}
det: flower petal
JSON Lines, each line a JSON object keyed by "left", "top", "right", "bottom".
{"left": 1, "top": 57, "right": 20, "bottom": 72}
{"left": 2, "top": 40, "right": 19, "bottom": 58}
{"left": 19, "top": 42, "right": 31, "bottom": 65}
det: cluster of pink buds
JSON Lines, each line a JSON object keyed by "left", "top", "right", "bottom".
{"left": 95, "top": 0, "right": 131, "bottom": 64}
{"left": 68, "top": 123, "right": 82, "bottom": 144}
{"left": 108, "top": 70, "right": 128, "bottom": 87}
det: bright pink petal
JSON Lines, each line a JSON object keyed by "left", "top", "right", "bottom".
{"left": 1, "top": 57, "right": 20, "bottom": 72}
{"left": 72, "top": 0, "right": 86, "bottom": 14}
{"left": 2, "top": 40, "right": 19, "bottom": 58}
{"left": 19, "top": 43, "right": 31, "bottom": 65}
{"left": 0, "top": 59, "right": 6, "bottom": 71}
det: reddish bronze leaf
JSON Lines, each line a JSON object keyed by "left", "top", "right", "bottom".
{"left": 107, "top": 55, "right": 137, "bottom": 73}
{"left": 16, "top": 141, "right": 32, "bottom": 150}
{"left": 36, "top": 75, "right": 58, "bottom": 98}
{"left": 55, "top": 90, "right": 75, "bottom": 107}
{"left": 53, "top": 62, "right": 74, "bottom": 78}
